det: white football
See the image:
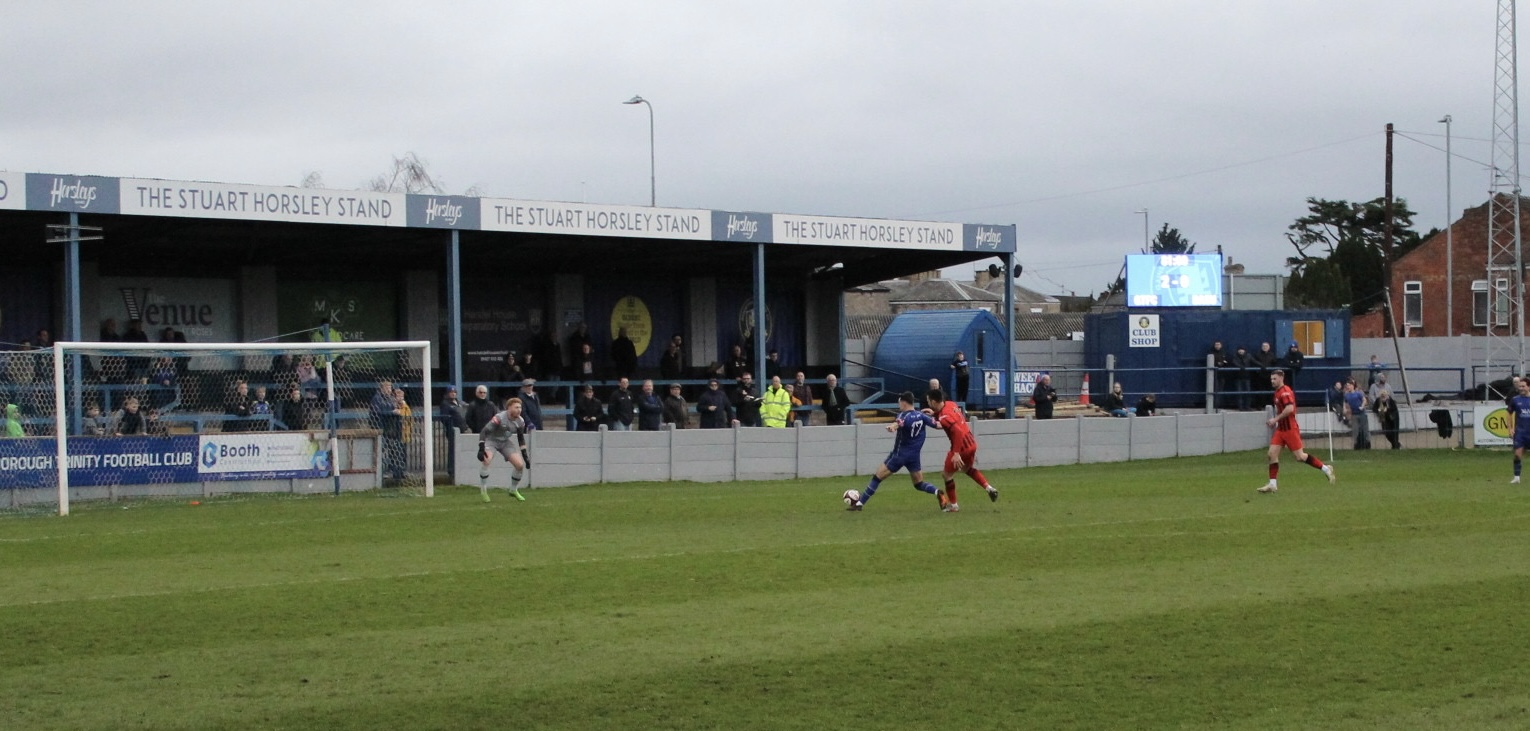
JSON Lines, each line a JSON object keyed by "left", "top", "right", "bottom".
{"left": 842, "top": 489, "right": 861, "bottom": 506}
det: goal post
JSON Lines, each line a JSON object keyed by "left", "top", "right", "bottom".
{"left": 27, "top": 340, "right": 434, "bottom": 516}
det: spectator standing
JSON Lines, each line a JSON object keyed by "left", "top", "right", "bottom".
{"left": 224, "top": 380, "right": 254, "bottom": 433}
{"left": 784, "top": 384, "right": 804, "bottom": 426}
{"left": 697, "top": 377, "right": 737, "bottom": 428}
{"left": 610, "top": 327, "right": 638, "bottom": 379}
{"left": 573, "top": 342, "right": 597, "bottom": 382}
{"left": 525, "top": 326, "right": 562, "bottom": 383}
{"left": 821, "top": 374, "right": 851, "bottom": 425}
{"left": 1328, "top": 381, "right": 1348, "bottom": 426}
{"left": 1230, "top": 346, "right": 1254, "bottom": 410}
{"left": 607, "top": 377, "right": 636, "bottom": 431}
{"left": 1, "top": 402, "right": 23, "bottom": 437}
{"left": 733, "top": 372, "right": 763, "bottom": 427}
{"left": 122, "top": 319, "right": 150, "bottom": 382}
{"left": 392, "top": 388, "right": 413, "bottom": 479}
{"left": 370, "top": 381, "right": 403, "bottom": 480}
{"left": 1208, "top": 341, "right": 1229, "bottom": 409}
{"left": 761, "top": 375, "right": 792, "bottom": 428}
{"left": 277, "top": 384, "right": 312, "bottom": 431}
{"left": 33, "top": 328, "right": 54, "bottom": 383}
{"left": 1252, "top": 342, "right": 1279, "bottom": 408}
{"left": 659, "top": 339, "right": 683, "bottom": 381}
{"left": 574, "top": 384, "right": 604, "bottom": 431}
{"left": 271, "top": 353, "right": 297, "bottom": 388}
{"left": 1368, "top": 373, "right": 1391, "bottom": 405}
{"left": 566, "top": 322, "right": 592, "bottom": 368}
{"left": 439, "top": 386, "right": 468, "bottom": 433}
{"left": 1343, "top": 380, "right": 1370, "bottom": 449}
{"left": 1031, "top": 374, "right": 1057, "bottom": 419}
{"left": 309, "top": 317, "right": 343, "bottom": 372}
{"left": 494, "top": 353, "right": 525, "bottom": 403}
{"left": 950, "top": 351, "right": 971, "bottom": 403}
{"left": 518, "top": 379, "right": 544, "bottom": 431}
{"left": 1367, "top": 354, "right": 1384, "bottom": 387}
{"left": 98, "top": 318, "right": 124, "bottom": 383}
{"left": 251, "top": 386, "right": 273, "bottom": 431}
{"left": 1283, "top": 342, "right": 1305, "bottom": 380}
{"left": 662, "top": 383, "right": 690, "bottom": 429}
{"left": 791, "top": 372, "right": 813, "bottom": 426}
{"left": 636, "top": 379, "right": 663, "bottom": 431}
{"left": 296, "top": 355, "right": 322, "bottom": 398}
{"left": 464, "top": 385, "right": 498, "bottom": 433}
{"left": 724, "top": 344, "right": 750, "bottom": 381}
{"left": 1374, "top": 388, "right": 1402, "bottom": 449}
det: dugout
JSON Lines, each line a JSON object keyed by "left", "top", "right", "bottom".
{"left": 0, "top": 171, "right": 1020, "bottom": 412}
{"left": 871, "top": 309, "right": 1007, "bottom": 408}
{"left": 1084, "top": 309, "right": 1350, "bottom": 408}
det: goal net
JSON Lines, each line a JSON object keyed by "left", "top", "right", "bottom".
{"left": 0, "top": 340, "right": 433, "bottom": 516}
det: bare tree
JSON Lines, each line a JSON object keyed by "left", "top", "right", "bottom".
{"left": 300, "top": 171, "right": 325, "bottom": 189}
{"left": 368, "top": 152, "right": 446, "bottom": 194}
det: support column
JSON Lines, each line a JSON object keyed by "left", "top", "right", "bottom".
{"left": 1004, "top": 253, "right": 1017, "bottom": 418}
{"left": 753, "top": 243, "right": 767, "bottom": 378}
{"left": 448, "top": 230, "right": 463, "bottom": 391}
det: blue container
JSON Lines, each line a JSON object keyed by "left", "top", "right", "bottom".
{"left": 872, "top": 309, "right": 1008, "bottom": 406}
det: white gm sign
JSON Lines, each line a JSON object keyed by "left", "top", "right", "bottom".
{"left": 1129, "top": 314, "right": 1161, "bottom": 348}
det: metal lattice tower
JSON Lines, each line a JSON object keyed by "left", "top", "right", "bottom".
{"left": 1488, "top": 0, "right": 1526, "bottom": 377}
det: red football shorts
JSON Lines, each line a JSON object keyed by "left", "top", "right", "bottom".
{"left": 1270, "top": 429, "right": 1303, "bottom": 452}
{"left": 944, "top": 448, "right": 978, "bottom": 474}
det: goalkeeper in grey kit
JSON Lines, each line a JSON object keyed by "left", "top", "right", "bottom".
{"left": 478, "top": 397, "right": 530, "bottom": 503}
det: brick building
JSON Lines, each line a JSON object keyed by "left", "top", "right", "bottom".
{"left": 1357, "top": 196, "right": 1530, "bottom": 338}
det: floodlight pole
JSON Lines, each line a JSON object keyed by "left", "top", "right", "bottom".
{"left": 623, "top": 95, "right": 655, "bottom": 206}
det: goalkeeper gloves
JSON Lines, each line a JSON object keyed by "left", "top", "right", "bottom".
{"left": 477, "top": 442, "right": 488, "bottom": 461}
{"left": 522, "top": 450, "right": 531, "bottom": 468}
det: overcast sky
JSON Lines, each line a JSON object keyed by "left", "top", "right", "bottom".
{"left": 0, "top": 1, "right": 1508, "bottom": 295}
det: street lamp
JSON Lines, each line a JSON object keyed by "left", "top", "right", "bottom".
{"left": 1440, "top": 114, "right": 1453, "bottom": 336}
{"left": 1135, "top": 208, "right": 1149, "bottom": 250}
{"left": 623, "top": 95, "right": 655, "bottom": 206}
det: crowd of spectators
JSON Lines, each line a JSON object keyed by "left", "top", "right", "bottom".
{"left": 1207, "top": 340, "right": 1307, "bottom": 411}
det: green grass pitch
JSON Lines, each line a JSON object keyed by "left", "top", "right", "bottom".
{"left": 4, "top": 448, "right": 1530, "bottom": 730}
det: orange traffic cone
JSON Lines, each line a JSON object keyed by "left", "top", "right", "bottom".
{"left": 1079, "top": 373, "right": 1091, "bottom": 405}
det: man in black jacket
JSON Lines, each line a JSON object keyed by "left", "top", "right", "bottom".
{"left": 732, "top": 372, "right": 763, "bottom": 427}
{"left": 821, "top": 373, "right": 852, "bottom": 425}
{"left": 697, "top": 378, "right": 737, "bottom": 428}
{"left": 574, "top": 384, "right": 604, "bottom": 431}
{"left": 661, "top": 383, "right": 690, "bottom": 429}
{"left": 606, "top": 377, "right": 636, "bottom": 431}
{"left": 1252, "top": 342, "right": 1280, "bottom": 408}
{"left": 464, "top": 385, "right": 498, "bottom": 433}
{"left": 1031, "top": 374, "right": 1057, "bottom": 420}
{"left": 1208, "top": 341, "right": 1229, "bottom": 409}
{"left": 636, "top": 379, "right": 664, "bottom": 431}
{"left": 610, "top": 327, "right": 638, "bottom": 379}
{"left": 1230, "top": 346, "right": 1254, "bottom": 410}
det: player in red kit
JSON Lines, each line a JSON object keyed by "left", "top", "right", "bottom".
{"left": 1258, "top": 369, "right": 1335, "bottom": 493}
{"left": 924, "top": 389, "right": 998, "bottom": 511}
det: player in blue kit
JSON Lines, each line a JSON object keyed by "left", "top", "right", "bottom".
{"left": 846, "top": 391, "right": 946, "bottom": 511}
{"left": 1509, "top": 378, "right": 1530, "bottom": 484}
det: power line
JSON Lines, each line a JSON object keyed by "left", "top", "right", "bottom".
{"left": 912, "top": 131, "right": 1382, "bottom": 218}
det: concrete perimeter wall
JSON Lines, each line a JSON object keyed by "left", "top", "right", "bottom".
{"left": 457, "top": 411, "right": 1272, "bottom": 488}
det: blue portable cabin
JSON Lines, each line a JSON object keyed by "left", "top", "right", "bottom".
{"left": 871, "top": 309, "right": 1008, "bottom": 408}
{"left": 1083, "top": 308, "right": 1350, "bottom": 409}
